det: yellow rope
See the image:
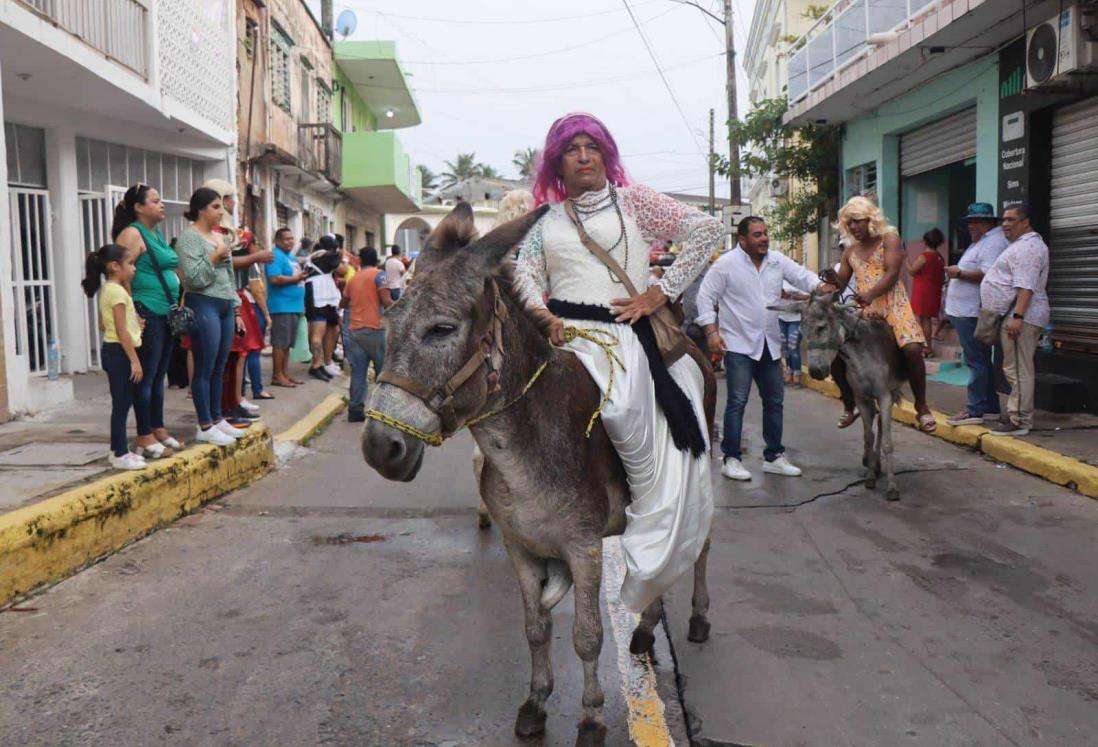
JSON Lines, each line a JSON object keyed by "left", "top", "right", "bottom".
{"left": 363, "top": 325, "right": 624, "bottom": 445}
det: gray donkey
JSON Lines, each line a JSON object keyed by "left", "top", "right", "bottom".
{"left": 778, "top": 291, "right": 908, "bottom": 501}
{"left": 361, "top": 204, "right": 714, "bottom": 746}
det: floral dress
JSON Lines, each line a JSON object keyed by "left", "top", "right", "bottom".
{"left": 849, "top": 241, "right": 925, "bottom": 348}
{"left": 515, "top": 182, "right": 724, "bottom": 613}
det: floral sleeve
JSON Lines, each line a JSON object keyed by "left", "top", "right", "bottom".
{"left": 513, "top": 214, "right": 548, "bottom": 310}
{"left": 620, "top": 183, "right": 725, "bottom": 299}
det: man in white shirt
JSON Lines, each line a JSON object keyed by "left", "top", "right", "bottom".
{"left": 943, "top": 203, "right": 1010, "bottom": 427}
{"left": 384, "top": 245, "right": 406, "bottom": 301}
{"left": 697, "top": 217, "right": 831, "bottom": 481}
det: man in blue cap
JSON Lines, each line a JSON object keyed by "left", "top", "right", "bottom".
{"left": 944, "top": 203, "right": 1009, "bottom": 426}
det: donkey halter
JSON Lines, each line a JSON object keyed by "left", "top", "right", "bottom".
{"left": 365, "top": 278, "right": 514, "bottom": 446}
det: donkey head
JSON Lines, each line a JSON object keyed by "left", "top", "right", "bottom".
{"left": 773, "top": 291, "right": 862, "bottom": 381}
{"left": 361, "top": 202, "right": 549, "bottom": 482}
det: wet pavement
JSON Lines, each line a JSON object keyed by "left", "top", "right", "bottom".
{"left": 1, "top": 383, "right": 1096, "bottom": 746}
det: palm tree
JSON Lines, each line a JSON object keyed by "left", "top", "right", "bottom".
{"left": 416, "top": 164, "right": 439, "bottom": 192}
{"left": 477, "top": 164, "right": 501, "bottom": 179}
{"left": 512, "top": 147, "right": 539, "bottom": 179}
{"left": 440, "top": 153, "right": 481, "bottom": 187}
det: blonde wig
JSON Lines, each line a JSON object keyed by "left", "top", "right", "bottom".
{"left": 836, "top": 195, "right": 896, "bottom": 240}
{"left": 492, "top": 189, "right": 536, "bottom": 229}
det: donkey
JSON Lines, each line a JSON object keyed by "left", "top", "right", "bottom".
{"left": 778, "top": 292, "right": 908, "bottom": 501}
{"left": 361, "top": 204, "right": 714, "bottom": 746}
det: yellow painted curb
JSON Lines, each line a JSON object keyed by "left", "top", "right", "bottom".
{"left": 800, "top": 372, "right": 1098, "bottom": 500}
{"left": 274, "top": 393, "right": 345, "bottom": 446}
{"left": 0, "top": 427, "right": 273, "bottom": 605}
{"left": 0, "top": 392, "right": 348, "bottom": 607}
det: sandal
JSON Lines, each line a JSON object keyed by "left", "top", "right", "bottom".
{"left": 837, "top": 410, "right": 860, "bottom": 429}
{"left": 270, "top": 380, "right": 296, "bottom": 388}
{"left": 254, "top": 391, "right": 276, "bottom": 400}
{"left": 918, "top": 413, "right": 938, "bottom": 433}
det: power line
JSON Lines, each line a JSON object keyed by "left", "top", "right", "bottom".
{"left": 621, "top": 0, "right": 706, "bottom": 155}
{"left": 333, "top": 0, "right": 663, "bottom": 26}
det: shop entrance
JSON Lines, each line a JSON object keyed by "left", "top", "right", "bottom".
{"left": 900, "top": 160, "right": 976, "bottom": 261}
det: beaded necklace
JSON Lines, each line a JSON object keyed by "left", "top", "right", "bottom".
{"left": 571, "top": 184, "right": 629, "bottom": 285}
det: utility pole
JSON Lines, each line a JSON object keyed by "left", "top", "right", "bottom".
{"left": 321, "top": 0, "right": 333, "bottom": 40}
{"left": 708, "top": 108, "right": 716, "bottom": 216}
{"left": 723, "top": 0, "right": 741, "bottom": 208}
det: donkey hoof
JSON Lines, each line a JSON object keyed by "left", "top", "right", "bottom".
{"left": 477, "top": 510, "right": 492, "bottom": 529}
{"left": 515, "top": 701, "right": 547, "bottom": 738}
{"left": 687, "top": 614, "right": 711, "bottom": 643}
{"left": 575, "top": 719, "right": 608, "bottom": 747}
{"left": 629, "top": 627, "right": 656, "bottom": 655}
{"left": 886, "top": 489, "right": 900, "bottom": 502}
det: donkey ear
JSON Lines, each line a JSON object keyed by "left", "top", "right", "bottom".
{"left": 472, "top": 203, "right": 550, "bottom": 267}
{"left": 837, "top": 306, "right": 862, "bottom": 341}
{"left": 766, "top": 300, "right": 807, "bottom": 314}
{"left": 426, "top": 202, "right": 479, "bottom": 254}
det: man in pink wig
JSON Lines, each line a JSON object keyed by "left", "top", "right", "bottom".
{"left": 514, "top": 113, "right": 725, "bottom": 613}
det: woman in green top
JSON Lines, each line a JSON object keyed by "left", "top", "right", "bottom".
{"left": 177, "top": 187, "right": 248, "bottom": 447}
{"left": 113, "top": 184, "right": 182, "bottom": 459}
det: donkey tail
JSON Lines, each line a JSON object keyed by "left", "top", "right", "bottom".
{"left": 541, "top": 559, "right": 573, "bottom": 610}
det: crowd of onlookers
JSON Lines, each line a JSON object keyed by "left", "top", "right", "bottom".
{"left": 83, "top": 179, "right": 408, "bottom": 470}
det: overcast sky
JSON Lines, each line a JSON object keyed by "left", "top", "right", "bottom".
{"left": 308, "top": 0, "right": 757, "bottom": 199}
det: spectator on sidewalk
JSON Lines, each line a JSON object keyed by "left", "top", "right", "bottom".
{"left": 384, "top": 245, "right": 406, "bottom": 301}
{"left": 697, "top": 216, "right": 830, "bottom": 482}
{"left": 295, "top": 237, "right": 315, "bottom": 262}
{"left": 112, "top": 183, "right": 182, "bottom": 459}
{"left": 303, "top": 235, "right": 343, "bottom": 381}
{"left": 242, "top": 237, "right": 274, "bottom": 402}
{"left": 266, "top": 227, "right": 306, "bottom": 388}
{"left": 82, "top": 244, "right": 146, "bottom": 470}
{"left": 779, "top": 280, "right": 809, "bottom": 388}
{"left": 342, "top": 247, "right": 393, "bottom": 422}
{"left": 907, "top": 227, "right": 946, "bottom": 358}
{"left": 178, "top": 187, "right": 249, "bottom": 447}
{"left": 944, "top": 203, "right": 1009, "bottom": 427}
{"left": 981, "top": 203, "right": 1050, "bottom": 437}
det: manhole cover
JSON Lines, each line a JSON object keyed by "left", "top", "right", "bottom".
{"left": 0, "top": 443, "right": 109, "bottom": 467}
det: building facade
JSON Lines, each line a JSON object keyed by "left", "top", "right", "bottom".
{"left": 785, "top": 0, "right": 1098, "bottom": 410}
{"left": 1, "top": 0, "right": 237, "bottom": 419}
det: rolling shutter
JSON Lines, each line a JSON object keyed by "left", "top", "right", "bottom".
{"left": 900, "top": 108, "right": 977, "bottom": 177}
{"left": 1049, "top": 96, "right": 1098, "bottom": 337}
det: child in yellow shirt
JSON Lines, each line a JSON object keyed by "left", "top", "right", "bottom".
{"left": 82, "top": 244, "right": 145, "bottom": 470}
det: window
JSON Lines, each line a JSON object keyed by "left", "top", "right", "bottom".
{"left": 340, "top": 93, "right": 352, "bottom": 133}
{"left": 299, "top": 56, "right": 313, "bottom": 121}
{"left": 316, "top": 81, "right": 332, "bottom": 126}
{"left": 846, "top": 162, "right": 877, "bottom": 201}
{"left": 270, "top": 23, "right": 293, "bottom": 113}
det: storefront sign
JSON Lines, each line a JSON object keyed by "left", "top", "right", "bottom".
{"left": 998, "top": 39, "right": 1033, "bottom": 213}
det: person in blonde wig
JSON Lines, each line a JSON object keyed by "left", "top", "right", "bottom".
{"left": 493, "top": 188, "right": 535, "bottom": 229}
{"left": 832, "top": 196, "right": 936, "bottom": 432}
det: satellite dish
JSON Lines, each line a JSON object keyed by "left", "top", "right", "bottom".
{"left": 336, "top": 9, "right": 357, "bottom": 39}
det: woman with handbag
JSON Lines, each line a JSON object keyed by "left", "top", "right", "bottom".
{"left": 113, "top": 183, "right": 184, "bottom": 458}
{"left": 513, "top": 113, "right": 724, "bottom": 613}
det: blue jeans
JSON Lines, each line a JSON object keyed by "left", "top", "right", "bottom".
{"left": 133, "top": 309, "right": 171, "bottom": 436}
{"left": 101, "top": 342, "right": 135, "bottom": 457}
{"left": 949, "top": 315, "right": 1000, "bottom": 417}
{"left": 721, "top": 347, "right": 785, "bottom": 461}
{"left": 187, "top": 293, "right": 235, "bottom": 426}
{"left": 778, "top": 320, "right": 802, "bottom": 374}
{"left": 243, "top": 311, "right": 267, "bottom": 398}
{"left": 346, "top": 327, "right": 385, "bottom": 413}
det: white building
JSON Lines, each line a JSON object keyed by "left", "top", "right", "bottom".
{"left": 0, "top": 0, "right": 237, "bottom": 419}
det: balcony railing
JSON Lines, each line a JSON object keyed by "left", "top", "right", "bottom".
{"left": 298, "top": 123, "right": 342, "bottom": 185}
{"left": 787, "top": 0, "right": 938, "bottom": 103}
{"left": 18, "top": 0, "right": 149, "bottom": 78}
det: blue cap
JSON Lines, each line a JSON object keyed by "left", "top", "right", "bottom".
{"left": 962, "top": 202, "right": 998, "bottom": 221}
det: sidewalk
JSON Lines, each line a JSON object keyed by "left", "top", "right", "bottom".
{"left": 0, "top": 355, "right": 348, "bottom": 515}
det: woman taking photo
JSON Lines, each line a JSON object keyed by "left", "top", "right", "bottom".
{"left": 907, "top": 227, "right": 947, "bottom": 358}
{"left": 177, "top": 187, "right": 249, "bottom": 446}
{"left": 112, "top": 183, "right": 183, "bottom": 458}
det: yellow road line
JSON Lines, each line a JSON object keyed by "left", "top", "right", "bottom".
{"left": 603, "top": 537, "right": 676, "bottom": 746}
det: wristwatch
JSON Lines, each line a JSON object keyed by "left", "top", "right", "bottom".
{"left": 1011, "top": 312, "right": 1024, "bottom": 319}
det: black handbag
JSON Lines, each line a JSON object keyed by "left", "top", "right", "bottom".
{"left": 140, "top": 231, "right": 195, "bottom": 337}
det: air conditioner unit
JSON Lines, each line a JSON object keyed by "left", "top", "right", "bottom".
{"left": 1026, "top": 4, "right": 1098, "bottom": 88}
{"left": 770, "top": 178, "right": 789, "bottom": 197}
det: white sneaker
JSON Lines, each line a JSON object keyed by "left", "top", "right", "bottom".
{"left": 721, "top": 457, "right": 751, "bottom": 481}
{"left": 135, "top": 442, "right": 171, "bottom": 459}
{"left": 762, "top": 455, "right": 803, "bottom": 476}
{"left": 239, "top": 399, "right": 260, "bottom": 415}
{"left": 109, "top": 452, "right": 147, "bottom": 470}
{"left": 324, "top": 363, "right": 342, "bottom": 377}
{"left": 214, "top": 420, "right": 246, "bottom": 439}
{"left": 195, "top": 425, "right": 235, "bottom": 446}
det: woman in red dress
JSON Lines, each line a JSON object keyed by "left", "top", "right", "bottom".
{"left": 907, "top": 227, "right": 946, "bottom": 358}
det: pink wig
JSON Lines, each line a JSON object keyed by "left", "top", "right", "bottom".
{"left": 532, "top": 113, "right": 629, "bottom": 205}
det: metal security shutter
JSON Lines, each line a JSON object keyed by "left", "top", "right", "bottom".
{"left": 1049, "top": 96, "right": 1098, "bottom": 340}
{"left": 900, "top": 108, "right": 977, "bottom": 177}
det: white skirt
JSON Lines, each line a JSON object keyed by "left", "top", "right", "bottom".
{"left": 564, "top": 320, "right": 714, "bottom": 613}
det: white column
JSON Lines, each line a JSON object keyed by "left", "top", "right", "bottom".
{"left": 45, "top": 124, "right": 88, "bottom": 374}
{"left": 0, "top": 64, "right": 15, "bottom": 419}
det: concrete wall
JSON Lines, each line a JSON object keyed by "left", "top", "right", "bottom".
{"left": 841, "top": 56, "right": 1000, "bottom": 223}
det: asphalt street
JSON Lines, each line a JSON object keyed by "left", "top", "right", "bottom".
{"left": 1, "top": 382, "right": 1096, "bottom": 747}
